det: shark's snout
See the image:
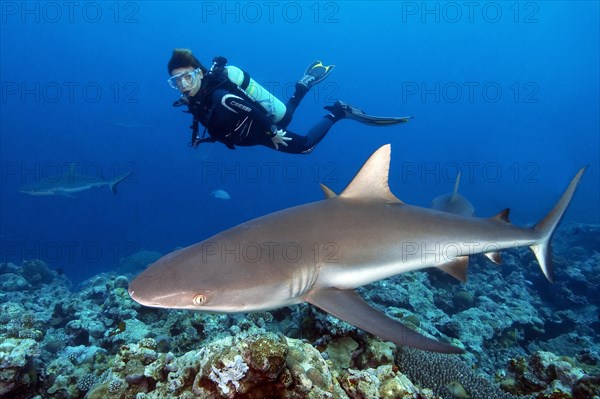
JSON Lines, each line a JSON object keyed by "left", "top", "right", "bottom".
{"left": 128, "top": 272, "right": 160, "bottom": 306}
{"left": 128, "top": 278, "right": 145, "bottom": 303}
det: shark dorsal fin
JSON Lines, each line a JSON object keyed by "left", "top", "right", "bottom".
{"left": 319, "top": 183, "right": 338, "bottom": 199}
{"left": 339, "top": 144, "right": 402, "bottom": 203}
{"left": 450, "top": 171, "right": 462, "bottom": 203}
{"left": 491, "top": 208, "right": 511, "bottom": 224}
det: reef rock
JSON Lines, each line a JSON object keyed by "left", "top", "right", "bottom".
{"left": 504, "top": 350, "right": 599, "bottom": 398}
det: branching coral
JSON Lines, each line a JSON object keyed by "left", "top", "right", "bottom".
{"left": 208, "top": 354, "right": 249, "bottom": 394}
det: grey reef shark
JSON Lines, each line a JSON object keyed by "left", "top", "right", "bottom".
{"left": 129, "top": 144, "right": 585, "bottom": 354}
{"left": 431, "top": 171, "right": 475, "bottom": 217}
{"left": 20, "top": 166, "right": 131, "bottom": 198}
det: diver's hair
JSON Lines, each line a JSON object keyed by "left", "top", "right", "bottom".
{"left": 167, "top": 49, "right": 207, "bottom": 75}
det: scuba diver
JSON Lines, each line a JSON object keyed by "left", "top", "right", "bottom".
{"left": 167, "top": 48, "right": 410, "bottom": 154}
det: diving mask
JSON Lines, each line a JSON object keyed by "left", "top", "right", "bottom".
{"left": 168, "top": 68, "right": 202, "bottom": 92}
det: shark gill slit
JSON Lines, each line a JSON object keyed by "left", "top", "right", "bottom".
{"left": 290, "top": 264, "right": 318, "bottom": 299}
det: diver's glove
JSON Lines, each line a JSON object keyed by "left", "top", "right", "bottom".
{"left": 270, "top": 129, "right": 292, "bottom": 150}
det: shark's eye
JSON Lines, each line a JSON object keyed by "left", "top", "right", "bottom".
{"left": 193, "top": 294, "right": 207, "bottom": 306}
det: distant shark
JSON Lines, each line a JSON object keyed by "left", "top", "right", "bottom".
{"left": 129, "top": 145, "right": 585, "bottom": 353}
{"left": 20, "top": 167, "right": 131, "bottom": 197}
{"left": 431, "top": 171, "right": 475, "bottom": 217}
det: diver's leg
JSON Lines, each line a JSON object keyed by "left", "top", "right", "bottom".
{"left": 269, "top": 115, "right": 340, "bottom": 154}
{"left": 277, "top": 83, "right": 309, "bottom": 128}
{"left": 278, "top": 61, "right": 335, "bottom": 128}
{"left": 299, "top": 116, "right": 336, "bottom": 153}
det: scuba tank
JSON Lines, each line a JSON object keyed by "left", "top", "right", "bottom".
{"left": 212, "top": 57, "right": 287, "bottom": 123}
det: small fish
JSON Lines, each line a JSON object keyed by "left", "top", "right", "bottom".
{"left": 108, "top": 321, "right": 126, "bottom": 337}
{"left": 211, "top": 189, "right": 231, "bottom": 200}
{"left": 446, "top": 381, "right": 469, "bottom": 398}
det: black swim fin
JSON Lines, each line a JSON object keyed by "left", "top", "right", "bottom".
{"left": 324, "top": 100, "right": 412, "bottom": 126}
{"left": 298, "top": 60, "right": 335, "bottom": 89}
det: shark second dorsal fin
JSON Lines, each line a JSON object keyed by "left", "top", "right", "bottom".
{"left": 339, "top": 144, "right": 402, "bottom": 203}
{"left": 490, "top": 208, "right": 511, "bottom": 224}
{"left": 319, "top": 183, "right": 338, "bottom": 199}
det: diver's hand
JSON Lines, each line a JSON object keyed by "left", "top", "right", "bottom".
{"left": 271, "top": 129, "right": 291, "bottom": 150}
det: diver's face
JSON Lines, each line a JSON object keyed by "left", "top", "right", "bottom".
{"left": 169, "top": 67, "right": 203, "bottom": 96}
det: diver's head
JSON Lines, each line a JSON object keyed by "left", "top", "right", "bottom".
{"left": 168, "top": 67, "right": 203, "bottom": 96}
{"left": 167, "top": 49, "right": 206, "bottom": 96}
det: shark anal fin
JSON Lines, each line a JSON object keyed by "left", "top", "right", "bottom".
{"left": 306, "top": 288, "right": 464, "bottom": 354}
{"left": 438, "top": 256, "right": 469, "bottom": 282}
{"left": 319, "top": 183, "right": 338, "bottom": 199}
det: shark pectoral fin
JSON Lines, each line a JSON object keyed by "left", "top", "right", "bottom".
{"left": 306, "top": 288, "right": 464, "bottom": 354}
{"left": 438, "top": 256, "right": 469, "bottom": 282}
{"left": 319, "top": 183, "right": 338, "bottom": 199}
{"left": 484, "top": 251, "right": 503, "bottom": 265}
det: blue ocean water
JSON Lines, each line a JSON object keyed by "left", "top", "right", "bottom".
{"left": 1, "top": 3, "right": 600, "bottom": 399}
{"left": 1, "top": 2, "right": 598, "bottom": 281}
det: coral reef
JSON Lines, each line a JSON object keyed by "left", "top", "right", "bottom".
{"left": 117, "top": 250, "right": 163, "bottom": 274}
{"left": 396, "top": 346, "right": 526, "bottom": 399}
{"left": 502, "top": 351, "right": 600, "bottom": 399}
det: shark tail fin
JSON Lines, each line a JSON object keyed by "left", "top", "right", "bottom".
{"left": 109, "top": 172, "right": 132, "bottom": 195}
{"left": 531, "top": 167, "right": 586, "bottom": 282}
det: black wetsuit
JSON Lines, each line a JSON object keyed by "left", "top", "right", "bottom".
{"left": 184, "top": 73, "right": 338, "bottom": 154}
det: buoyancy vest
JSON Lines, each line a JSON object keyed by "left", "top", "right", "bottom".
{"left": 182, "top": 56, "right": 287, "bottom": 147}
